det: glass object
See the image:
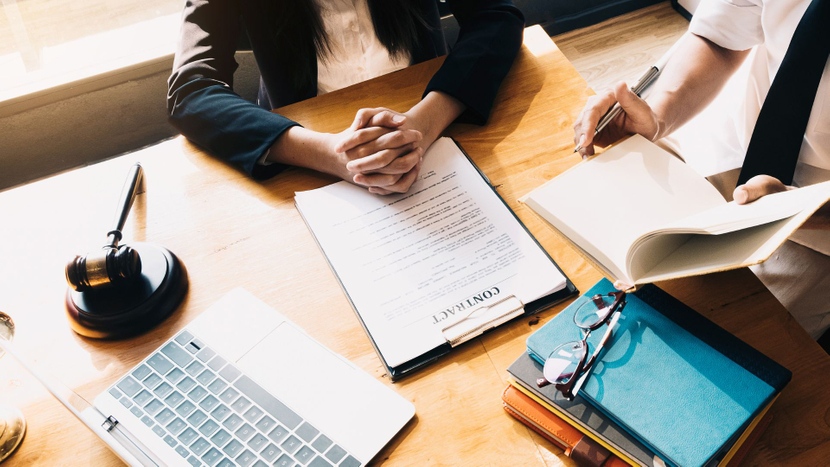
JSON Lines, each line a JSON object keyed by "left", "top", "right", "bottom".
{"left": 0, "top": 311, "right": 26, "bottom": 462}
{"left": 536, "top": 292, "right": 626, "bottom": 400}
{"left": 0, "top": 313, "right": 12, "bottom": 358}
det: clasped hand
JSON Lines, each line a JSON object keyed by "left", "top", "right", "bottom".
{"left": 334, "top": 107, "right": 427, "bottom": 195}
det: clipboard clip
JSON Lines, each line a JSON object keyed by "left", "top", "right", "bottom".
{"left": 441, "top": 294, "right": 525, "bottom": 347}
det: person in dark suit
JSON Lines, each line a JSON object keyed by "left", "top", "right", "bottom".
{"left": 167, "top": 0, "right": 524, "bottom": 194}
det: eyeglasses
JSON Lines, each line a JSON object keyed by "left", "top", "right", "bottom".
{"left": 536, "top": 291, "right": 626, "bottom": 400}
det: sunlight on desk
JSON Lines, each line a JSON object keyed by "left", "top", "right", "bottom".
{"left": 524, "top": 26, "right": 559, "bottom": 58}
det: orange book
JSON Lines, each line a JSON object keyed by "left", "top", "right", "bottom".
{"left": 502, "top": 385, "right": 629, "bottom": 467}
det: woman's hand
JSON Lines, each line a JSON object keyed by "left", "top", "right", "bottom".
{"left": 276, "top": 92, "right": 463, "bottom": 196}
{"left": 340, "top": 91, "right": 465, "bottom": 195}
{"left": 266, "top": 119, "right": 421, "bottom": 193}
{"left": 573, "top": 82, "right": 662, "bottom": 158}
{"left": 336, "top": 107, "right": 428, "bottom": 195}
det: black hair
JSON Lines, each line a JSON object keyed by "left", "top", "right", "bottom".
{"left": 265, "top": 0, "right": 426, "bottom": 90}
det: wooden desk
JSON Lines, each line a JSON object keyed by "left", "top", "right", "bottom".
{"left": 1, "top": 26, "right": 828, "bottom": 466}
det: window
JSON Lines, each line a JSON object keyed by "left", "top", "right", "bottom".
{"left": 0, "top": 0, "right": 181, "bottom": 102}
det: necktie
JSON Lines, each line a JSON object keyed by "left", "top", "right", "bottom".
{"left": 737, "top": 0, "right": 830, "bottom": 186}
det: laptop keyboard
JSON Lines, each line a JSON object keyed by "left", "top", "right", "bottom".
{"left": 106, "top": 330, "right": 361, "bottom": 467}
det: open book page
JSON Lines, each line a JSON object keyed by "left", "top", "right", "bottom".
{"left": 630, "top": 181, "right": 830, "bottom": 284}
{"left": 645, "top": 181, "right": 830, "bottom": 235}
{"left": 520, "top": 135, "right": 724, "bottom": 284}
{"left": 295, "top": 138, "right": 566, "bottom": 368}
{"left": 625, "top": 182, "right": 830, "bottom": 280}
{"left": 634, "top": 220, "right": 790, "bottom": 284}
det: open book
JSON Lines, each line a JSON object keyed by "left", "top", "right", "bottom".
{"left": 520, "top": 135, "right": 830, "bottom": 286}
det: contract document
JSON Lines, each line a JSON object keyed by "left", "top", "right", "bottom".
{"left": 295, "top": 138, "right": 574, "bottom": 379}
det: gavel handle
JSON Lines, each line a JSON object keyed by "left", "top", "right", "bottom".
{"left": 106, "top": 163, "right": 143, "bottom": 248}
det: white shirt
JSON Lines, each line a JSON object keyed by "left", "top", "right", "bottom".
{"left": 663, "top": 0, "right": 830, "bottom": 338}
{"left": 316, "top": 0, "right": 411, "bottom": 94}
{"left": 669, "top": 0, "right": 830, "bottom": 256}
{"left": 688, "top": 0, "right": 830, "bottom": 181}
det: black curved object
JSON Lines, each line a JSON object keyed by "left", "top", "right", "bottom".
{"left": 65, "top": 242, "right": 188, "bottom": 339}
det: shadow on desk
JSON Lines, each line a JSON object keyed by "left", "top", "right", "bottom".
{"left": 447, "top": 50, "right": 546, "bottom": 158}
{"left": 371, "top": 416, "right": 420, "bottom": 465}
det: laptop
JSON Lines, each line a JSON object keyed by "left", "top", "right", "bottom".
{"left": 16, "top": 288, "right": 415, "bottom": 467}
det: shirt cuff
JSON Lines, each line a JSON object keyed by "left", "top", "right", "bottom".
{"left": 689, "top": 0, "right": 764, "bottom": 51}
{"left": 257, "top": 147, "right": 274, "bottom": 166}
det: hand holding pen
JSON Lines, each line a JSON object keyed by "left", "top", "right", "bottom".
{"left": 572, "top": 38, "right": 681, "bottom": 157}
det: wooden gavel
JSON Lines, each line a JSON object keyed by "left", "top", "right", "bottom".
{"left": 65, "top": 163, "right": 143, "bottom": 292}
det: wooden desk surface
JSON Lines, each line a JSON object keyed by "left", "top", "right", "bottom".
{"left": 1, "top": 26, "right": 828, "bottom": 466}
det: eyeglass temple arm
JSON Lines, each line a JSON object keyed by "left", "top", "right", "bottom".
{"left": 585, "top": 299, "right": 625, "bottom": 369}
{"left": 571, "top": 303, "right": 625, "bottom": 397}
{"left": 538, "top": 293, "right": 626, "bottom": 392}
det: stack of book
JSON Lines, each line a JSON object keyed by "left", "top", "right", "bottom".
{"left": 503, "top": 279, "right": 791, "bottom": 467}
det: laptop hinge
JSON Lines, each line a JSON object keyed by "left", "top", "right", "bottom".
{"left": 102, "top": 415, "right": 118, "bottom": 432}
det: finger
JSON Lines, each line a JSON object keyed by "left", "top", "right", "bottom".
{"left": 345, "top": 129, "right": 422, "bottom": 160}
{"left": 380, "top": 163, "right": 421, "bottom": 194}
{"left": 368, "top": 187, "right": 393, "bottom": 195}
{"left": 733, "top": 175, "right": 791, "bottom": 204}
{"left": 575, "top": 89, "right": 617, "bottom": 154}
{"left": 350, "top": 108, "right": 371, "bottom": 131}
{"left": 353, "top": 172, "right": 404, "bottom": 188}
{"left": 336, "top": 126, "right": 392, "bottom": 153}
{"left": 577, "top": 134, "right": 593, "bottom": 157}
{"left": 372, "top": 147, "right": 422, "bottom": 175}
{"left": 345, "top": 143, "right": 418, "bottom": 173}
{"left": 573, "top": 110, "right": 585, "bottom": 146}
{"left": 592, "top": 110, "right": 631, "bottom": 148}
{"left": 371, "top": 129, "right": 422, "bottom": 150}
{"left": 612, "top": 81, "right": 658, "bottom": 140}
{"left": 366, "top": 110, "right": 406, "bottom": 129}
{"left": 350, "top": 108, "right": 386, "bottom": 131}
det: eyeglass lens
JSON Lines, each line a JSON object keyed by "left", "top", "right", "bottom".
{"left": 573, "top": 294, "right": 616, "bottom": 329}
{"left": 543, "top": 340, "right": 587, "bottom": 385}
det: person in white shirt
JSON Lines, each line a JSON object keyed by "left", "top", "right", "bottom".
{"left": 572, "top": 0, "right": 830, "bottom": 342}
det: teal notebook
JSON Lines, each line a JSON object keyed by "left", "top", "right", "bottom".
{"left": 526, "top": 279, "right": 791, "bottom": 467}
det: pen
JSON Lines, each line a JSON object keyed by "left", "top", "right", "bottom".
{"left": 574, "top": 37, "right": 682, "bottom": 154}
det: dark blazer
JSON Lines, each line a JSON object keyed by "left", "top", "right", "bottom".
{"left": 167, "top": 0, "right": 524, "bottom": 179}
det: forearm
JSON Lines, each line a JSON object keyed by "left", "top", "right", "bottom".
{"left": 647, "top": 34, "right": 750, "bottom": 139}
{"left": 168, "top": 84, "right": 298, "bottom": 178}
{"left": 406, "top": 91, "right": 466, "bottom": 146}
{"left": 430, "top": 0, "right": 523, "bottom": 124}
{"left": 267, "top": 126, "right": 347, "bottom": 179}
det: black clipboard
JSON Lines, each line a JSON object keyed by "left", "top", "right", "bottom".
{"left": 296, "top": 138, "right": 577, "bottom": 381}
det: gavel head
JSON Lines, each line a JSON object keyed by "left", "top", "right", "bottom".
{"left": 65, "top": 245, "right": 142, "bottom": 292}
